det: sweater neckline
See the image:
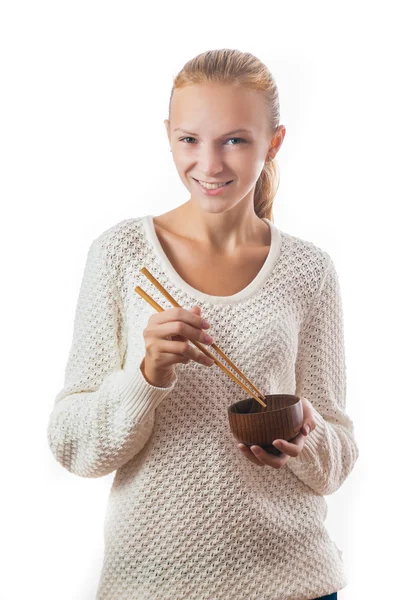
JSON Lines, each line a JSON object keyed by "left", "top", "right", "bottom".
{"left": 141, "top": 214, "right": 282, "bottom": 305}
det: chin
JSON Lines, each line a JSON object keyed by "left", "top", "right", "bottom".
{"left": 194, "top": 199, "right": 238, "bottom": 215}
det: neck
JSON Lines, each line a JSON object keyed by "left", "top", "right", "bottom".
{"left": 175, "top": 198, "right": 270, "bottom": 255}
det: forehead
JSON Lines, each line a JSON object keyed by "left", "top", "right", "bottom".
{"left": 170, "top": 83, "right": 267, "bottom": 132}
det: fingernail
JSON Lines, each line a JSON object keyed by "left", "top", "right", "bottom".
{"left": 306, "top": 424, "right": 311, "bottom": 434}
{"left": 201, "top": 319, "right": 210, "bottom": 328}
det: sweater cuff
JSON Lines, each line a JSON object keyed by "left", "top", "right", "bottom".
{"left": 114, "top": 362, "right": 178, "bottom": 424}
{"left": 294, "top": 406, "right": 327, "bottom": 463}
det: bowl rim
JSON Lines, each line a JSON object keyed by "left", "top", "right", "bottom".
{"left": 227, "top": 394, "right": 301, "bottom": 415}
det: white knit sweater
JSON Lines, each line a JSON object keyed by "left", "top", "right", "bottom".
{"left": 47, "top": 214, "right": 359, "bottom": 600}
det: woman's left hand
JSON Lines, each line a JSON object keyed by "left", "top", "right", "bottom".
{"left": 238, "top": 397, "right": 317, "bottom": 469}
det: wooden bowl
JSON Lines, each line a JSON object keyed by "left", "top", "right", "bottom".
{"left": 227, "top": 394, "right": 303, "bottom": 456}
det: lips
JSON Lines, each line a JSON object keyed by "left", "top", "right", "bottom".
{"left": 193, "top": 178, "right": 233, "bottom": 184}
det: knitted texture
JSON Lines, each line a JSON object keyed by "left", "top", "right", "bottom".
{"left": 47, "top": 215, "right": 359, "bottom": 600}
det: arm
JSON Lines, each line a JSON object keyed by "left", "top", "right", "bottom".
{"left": 286, "top": 252, "right": 359, "bottom": 495}
{"left": 47, "top": 235, "right": 177, "bottom": 479}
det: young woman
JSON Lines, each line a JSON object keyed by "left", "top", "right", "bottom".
{"left": 47, "top": 49, "right": 358, "bottom": 600}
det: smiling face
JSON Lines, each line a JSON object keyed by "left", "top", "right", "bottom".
{"left": 164, "top": 83, "right": 285, "bottom": 214}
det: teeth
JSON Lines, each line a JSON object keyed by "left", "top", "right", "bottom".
{"left": 198, "top": 180, "right": 229, "bottom": 190}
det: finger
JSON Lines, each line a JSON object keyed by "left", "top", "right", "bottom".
{"left": 238, "top": 444, "right": 264, "bottom": 466}
{"left": 272, "top": 434, "right": 306, "bottom": 457}
{"left": 251, "top": 445, "right": 290, "bottom": 468}
{"left": 156, "top": 320, "right": 214, "bottom": 347}
{"left": 301, "top": 423, "right": 311, "bottom": 436}
{"left": 239, "top": 444, "right": 289, "bottom": 469}
{"left": 301, "top": 421, "right": 317, "bottom": 436}
{"left": 300, "top": 398, "right": 317, "bottom": 434}
{"left": 170, "top": 334, "right": 214, "bottom": 365}
{"left": 168, "top": 305, "right": 199, "bottom": 342}
{"left": 158, "top": 339, "right": 214, "bottom": 367}
{"left": 152, "top": 306, "right": 211, "bottom": 331}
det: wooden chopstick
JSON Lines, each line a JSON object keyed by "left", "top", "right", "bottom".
{"left": 134, "top": 267, "right": 267, "bottom": 409}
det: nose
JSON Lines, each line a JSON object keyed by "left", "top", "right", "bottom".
{"left": 197, "top": 143, "right": 225, "bottom": 178}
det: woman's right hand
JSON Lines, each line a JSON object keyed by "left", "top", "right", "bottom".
{"left": 140, "top": 305, "right": 215, "bottom": 387}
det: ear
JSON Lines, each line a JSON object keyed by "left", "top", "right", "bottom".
{"left": 164, "top": 119, "right": 171, "bottom": 146}
{"left": 266, "top": 125, "right": 286, "bottom": 161}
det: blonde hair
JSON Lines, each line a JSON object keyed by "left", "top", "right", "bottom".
{"left": 168, "top": 48, "right": 281, "bottom": 223}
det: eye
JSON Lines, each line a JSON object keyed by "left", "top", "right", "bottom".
{"left": 178, "top": 137, "right": 247, "bottom": 145}
{"left": 226, "top": 138, "right": 246, "bottom": 145}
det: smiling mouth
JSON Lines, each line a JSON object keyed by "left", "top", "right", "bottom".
{"left": 193, "top": 178, "right": 234, "bottom": 188}
{"left": 192, "top": 177, "right": 234, "bottom": 185}
{"left": 194, "top": 178, "right": 233, "bottom": 184}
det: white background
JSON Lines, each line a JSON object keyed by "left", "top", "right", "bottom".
{"left": 1, "top": 1, "right": 400, "bottom": 598}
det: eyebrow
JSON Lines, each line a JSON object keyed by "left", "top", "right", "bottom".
{"left": 173, "top": 127, "right": 253, "bottom": 137}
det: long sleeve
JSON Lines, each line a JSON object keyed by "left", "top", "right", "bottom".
{"left": 286, "top": 251, "right": 359, "bottom": 495}
{"left": 47, "top": 235, "right": 178, "bottom": 479}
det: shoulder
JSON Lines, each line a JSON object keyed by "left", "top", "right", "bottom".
{"left": 89, "top": 216, "right": 146, "bottom": 261}
{"left": 279, "top": 228, "right": 336, "bottom": 294}
{"left": 281, "top": 228, "right": 334, "bottom": 271}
